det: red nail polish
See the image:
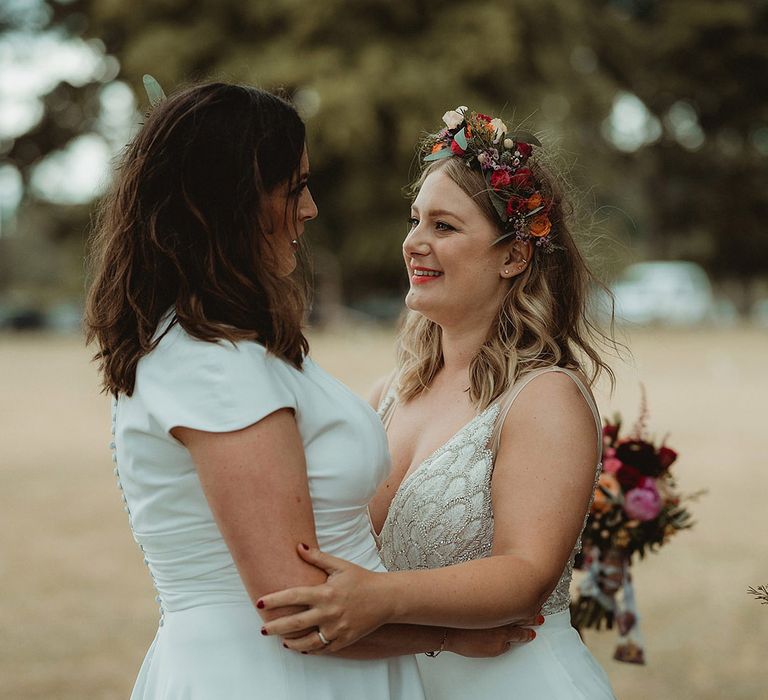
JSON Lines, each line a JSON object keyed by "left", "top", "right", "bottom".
{"left": 529, "top": 630, "right": 537, "bottom": 640}
{"left": 260, "top": 627, "right": 267, "bottom": 635}
{"left": 256, "top": 600, "right": 265, "bottom": 609}
{"left": 300, "top": 543, "right": 309, "bottom": 551}
{"left": 536, "top": 614, "right": 545, "bottom": 625}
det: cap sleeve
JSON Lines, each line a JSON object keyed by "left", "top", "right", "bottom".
{"left": 136, "top": 327, "right": 298, "bottom": 436}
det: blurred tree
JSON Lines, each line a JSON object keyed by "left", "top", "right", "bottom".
{"left": 590, "top": 0, "right": 768, "bottom": 304}
{"left": 3, "top": 0, "right": 767, "bottom": 312}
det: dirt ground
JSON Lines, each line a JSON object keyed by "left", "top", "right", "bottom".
{"left": 1, "top": 325, "right": 766, "bottom": 700}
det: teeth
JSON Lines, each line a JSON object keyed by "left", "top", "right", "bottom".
{"left": 413, "top": 270, "right": 442, "bottom": 277}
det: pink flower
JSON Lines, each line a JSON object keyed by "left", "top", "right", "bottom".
{"left": 623, "top": 483, "right": 662, "bottom": 521}
{"left": 602, "top": 456, "right": 623, "bottom": 474}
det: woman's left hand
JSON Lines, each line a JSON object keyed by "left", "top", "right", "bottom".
{"left": 258, "top": 544, "right": 393, "bottom": 653}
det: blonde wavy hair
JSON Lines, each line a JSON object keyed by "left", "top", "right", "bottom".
{"left": 396, "top": 155, "right": 617, "bottom": 409}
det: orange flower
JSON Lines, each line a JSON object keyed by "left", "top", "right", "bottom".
{"left": 528, "top": 214, "right": 552, "bottom": 237}
{"left": 527, "top": 193, "right": 543, "bottom": 210}
{"left": 485, "top": 121, "right": 495, "bottom": 134}
{"left": 431, "top": 143, "right": 444, "bottom": 154}
{"left": 592, "top": 473, "right": 621, "bottom": 513}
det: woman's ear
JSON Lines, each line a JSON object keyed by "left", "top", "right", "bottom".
{"left": 500, "top": 240, "right": 532, "bottom": 278}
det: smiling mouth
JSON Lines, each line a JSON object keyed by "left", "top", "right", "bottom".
{"left": 411, "top": 267, "right": 443, "bottom": 284}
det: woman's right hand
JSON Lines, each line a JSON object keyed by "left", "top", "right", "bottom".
{"left": 446, "top": 617, "right": 541, "bottom": 658}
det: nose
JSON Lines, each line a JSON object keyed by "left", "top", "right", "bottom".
{"left": 403, "top": 221, "right": 430, "bottom": 258}
{"left": 300, "top": 190, "right": 318, "bottom": 222}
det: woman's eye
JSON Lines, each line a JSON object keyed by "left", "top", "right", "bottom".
{"left": 435, "top": 221, "right": 455, "bottom": 232}
{"left": 407, "top": 217, "right": 419, "bottom": 229}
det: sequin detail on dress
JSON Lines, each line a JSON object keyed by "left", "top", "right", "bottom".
{"left": 377, "top": 378, "right": 603, "bottom": 616}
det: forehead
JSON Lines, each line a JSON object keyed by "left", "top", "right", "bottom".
{"left": 413, "top": 169, "right": 476, "bottom": 217}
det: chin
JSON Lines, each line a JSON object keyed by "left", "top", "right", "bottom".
{"left": 405, "top": 288, "right": 441, "bottom": 322}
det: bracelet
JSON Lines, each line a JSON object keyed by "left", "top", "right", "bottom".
{"left": 425, "top": 629, "right": 448, "bottom": 657}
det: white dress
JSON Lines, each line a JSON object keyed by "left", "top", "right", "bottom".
{"left": 111, "top": 315, "right": 425, "bottom": 700}
{"left": 377, "top": 366, "right": 616, "bottom": 700}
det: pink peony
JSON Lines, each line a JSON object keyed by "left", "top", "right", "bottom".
{"left": 623, "top": 483, "right": 662, "bottom": 521}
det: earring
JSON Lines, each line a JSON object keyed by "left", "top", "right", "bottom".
{"left": 504, "top": 269, "right": 509, "bottom": 275}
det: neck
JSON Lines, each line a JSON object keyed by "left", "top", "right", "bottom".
{"left": 438, "top": 320, "right": 491, "bottom": 375}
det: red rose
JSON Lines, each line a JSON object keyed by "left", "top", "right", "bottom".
{"left": 490, "top": 169, "right": 512, "bottom": 190}
{"left": 658, "top": 446, "right": 678, "bottom": 470}
{"left": 515, "top": 142, "right": 533, "bottom": 158}
{"left": 477, "top": 113, "right": 492, "bottom": 122}
{"left": 451, "top": 139, "right": 465, "bottom": 155}
{"left": 506, "top": 196, "right": 526, "bottom": 217}
{"left": 603, "top": 423, "right": 619, "bottom": 443}
{"left": 616, "top": 464, "right": 642, "bottom": 490}
{"left": 510, "top": 167, "right": 533, "bottom": 189}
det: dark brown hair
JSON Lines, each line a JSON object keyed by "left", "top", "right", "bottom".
{"left": 85, "top": 83, "right": 309, "bottom": 396}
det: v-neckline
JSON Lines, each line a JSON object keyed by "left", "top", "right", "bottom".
{"left": 371, "top": 401, "right": 500, "bottom": 540}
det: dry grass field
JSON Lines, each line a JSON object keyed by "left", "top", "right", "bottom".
{"left": 1, "top": 325, "right": 766, "bottom": 700}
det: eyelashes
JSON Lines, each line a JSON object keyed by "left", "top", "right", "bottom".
{"left": 407, "top": 217, "right": 456, "bottom": 232}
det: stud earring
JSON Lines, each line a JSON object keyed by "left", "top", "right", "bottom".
{"left": 504, "top": 269, "right": 509, "bottom": 275}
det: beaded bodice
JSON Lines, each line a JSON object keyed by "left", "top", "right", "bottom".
{"left": 376, "top": 370, "right": 602, "bottom": 616}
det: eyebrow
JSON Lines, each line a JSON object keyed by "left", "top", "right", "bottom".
{"left": 411, "top": 206, "right": 466, "bottom": 225}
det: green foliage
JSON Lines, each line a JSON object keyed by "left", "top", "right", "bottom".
{"left": 4, "top": 0, "right": 768, "bottom": 306}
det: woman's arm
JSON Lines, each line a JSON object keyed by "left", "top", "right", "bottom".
{"left": 173, "top": 408, "right": 327, "bottom": 624}
{"left": 311, "top": 622, "right": 537, "bottom": 659}
{"left": 259, "top": 372, "right": 598, "bottom": 647}
{"left": 367, "top": 373, "right": 391, "bottom": 410}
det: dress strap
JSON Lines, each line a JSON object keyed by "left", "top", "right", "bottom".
{"left": 489, "top": 366, "right": 603, "bottom": 460}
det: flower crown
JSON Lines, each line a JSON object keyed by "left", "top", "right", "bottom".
{"left": 423, "top": 106, "right": 555, "bottom": 252}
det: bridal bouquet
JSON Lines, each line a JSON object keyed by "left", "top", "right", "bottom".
{"left": 571, "top": 390, "right": 699, "bottom": 664}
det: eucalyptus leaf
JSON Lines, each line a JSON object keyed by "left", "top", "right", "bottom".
{"left": 511, "top": 130, "right": 542, "bottom": 147}
{"left": 491, "top": 231, "right": 516, "bottom": 246}
{"left": 489, "top": 189, "right": 508, "bottom": 221}
{"left": 525, "top": 205, "right": 545, "bottom": 217}
{"left": 143, "top": 74, "right": 166, "bottom": 107}
{"left": 424, "top": 148, "right": 452, "bottom": 162}
{"left": 454, "top": 128, "right": 468, "bottom": 150}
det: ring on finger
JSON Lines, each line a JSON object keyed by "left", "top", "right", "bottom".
{"left": 317, "top": 630, "right": 332, "bottom": 646}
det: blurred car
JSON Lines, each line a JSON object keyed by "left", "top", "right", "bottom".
{"left": 610, "top": 261, "right": 715, "bottom": 326}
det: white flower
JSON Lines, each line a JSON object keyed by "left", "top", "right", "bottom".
{"left": 503, "top": 137, "right": 514, "bottom": 149}
{"left": 477, "top": 153, "right": 487, "bottom": 164}
{"left": 490, "top": 117, "right": 507, "bottom": 144}
{"left": 442, "top": 107, "right": 467, "bottom": 130}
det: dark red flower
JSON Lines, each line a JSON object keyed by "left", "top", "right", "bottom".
{"left": 658, "top": 446, "right": 678, "bottom": 470}
{"left": 616, "top": 464, "right": 643, "bottom": 490}
{"left": 451, "top": 139, "right": 465, "bottom": 155}
{"left": 515, "top": 142, "right": 533, "bottom": 158}
{"left": 615, "top": 439, "right": 662, "bottom": 477}
{"left": 506, "top": 196, "right": 526, "bottom": 217}
{"left": 603, "top": 423, "right": 620, "bottom": 443}
{"left": 477, "top": 113, "right": 492, "bottom": 122}
{"left": 510, "top": 167, "right": 533, "bottom": 189}
{"left": 490, "top": 169, "right": 512, "bottom": 190}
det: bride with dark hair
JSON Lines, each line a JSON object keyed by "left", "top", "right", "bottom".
{"left": 259, "top": 107, "right": 618, "bottom": 699}
{"left": 86, "top": 86, "right": 535, "bottom": 699}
